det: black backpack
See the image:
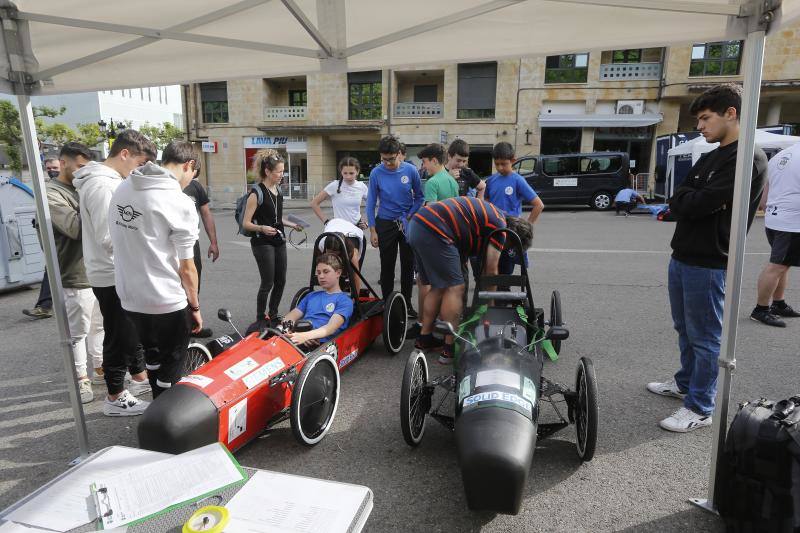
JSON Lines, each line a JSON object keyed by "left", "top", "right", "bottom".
{"left": 716, "top": 397, "right": 800, "bottom": 532}
{"left": 234, "top": 185, "right": 263, "bottom": 237}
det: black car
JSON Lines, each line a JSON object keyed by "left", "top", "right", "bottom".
{"left": 512, "top": 152, "right": 631, "bottom": 210}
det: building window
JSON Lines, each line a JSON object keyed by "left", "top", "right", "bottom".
{"left": 348, "top": 71, "right": 382, "bottom": 120}
{"left": 414, "top": 85, "right": 437, "bottom": 103}
{"left": 540, "top": 128, "right": 582, "bottom": 155}
{"left": 199, "top": 82, "right": 229, "bottom": 123}
{"left": 457, "top": 62, "right": 497, "bottom": 119}
{"left": 545, "top": 54, "right": 589, "bottom": 83}
{"left": 612, "top": 49, "right": 641, "bottom": 63}
{"left": 288, "top": 89, "right": 307, "bottom": 107}
{"left": 690, "top": 41, "right": 743, "bottom": 77}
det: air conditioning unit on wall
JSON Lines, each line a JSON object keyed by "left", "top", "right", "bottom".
{"left": 616, "top": 100, "right": 645, "bottom": 115}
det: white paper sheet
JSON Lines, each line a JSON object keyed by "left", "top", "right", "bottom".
{"left": 94, "top": 443, "right": 244, "bottom": 529}
{"left": 0, "top": 521, "right": 50, "bottom": 532}
{"left": 224, "top": 471, "right": 371, "bottom": 533}
{"left": 5, "top": 446, "right": 167, "bottom": 532}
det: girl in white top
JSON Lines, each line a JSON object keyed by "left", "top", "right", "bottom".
{"left": 311, "top": 156, "right": 368, "bottom": 228}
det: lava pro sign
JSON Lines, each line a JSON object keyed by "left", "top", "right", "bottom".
{"left": 244, "top": 136, "right": 291, "bottom": 148}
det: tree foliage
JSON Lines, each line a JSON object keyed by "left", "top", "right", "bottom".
{"left": 0, "top": 101, "right": 184, "bottom": 176}
{"left": 138, "top": 121, "right": 185, "bottom": 150}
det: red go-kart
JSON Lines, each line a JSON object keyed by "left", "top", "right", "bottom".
{"left": 138, "top": 233, "right": 408, "bottom": 453}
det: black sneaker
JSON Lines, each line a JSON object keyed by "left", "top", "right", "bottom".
{"left": 407, "top": 306, "right": 419, "bottom": 320}
{"left": 414, "top": 334, "right": 444, "bottom": 352}
{"left": 771, "top": 303, "right": 800, "bottom": 318}
{"left": 192, "top": 327, "right": 213, "bottom": 338}
{"left": 406, "top": 322, "right": 422, "bottom": 339}
{"left": 750, "top": 308, "right": 786, "bottom": 328}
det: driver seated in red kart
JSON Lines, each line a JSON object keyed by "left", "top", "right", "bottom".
{"left": 282, "top": 253, "right": 354, "bottom": 349}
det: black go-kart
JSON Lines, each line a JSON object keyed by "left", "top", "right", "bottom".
{"left": 399, "top": 228, "right": 599, "bottom": 515}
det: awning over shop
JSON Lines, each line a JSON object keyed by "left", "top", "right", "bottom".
{"left": 538, "top": 113, "right": 663, "bottom": 128}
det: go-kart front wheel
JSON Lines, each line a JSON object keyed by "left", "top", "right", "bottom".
{"left": 575, "top": 357, "right": 598, "bottom": 461}
{"left": 290, "top": 353, "right": 340, "bottom": 446}
{"left": 549, "top": 290, "right": 564, "bottom": 355}
{"left": 184, "top": 342, "right": 212, "bottom": 374}
{"left": 400, "top": 350, "right": 430, "bottom": 446}
{"left": 382, "top": 291, "right": 408, "bottom": 355}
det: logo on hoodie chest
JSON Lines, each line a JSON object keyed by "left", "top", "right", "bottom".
{"left": 116, "top": 205, "right": 142, "bottom": 230}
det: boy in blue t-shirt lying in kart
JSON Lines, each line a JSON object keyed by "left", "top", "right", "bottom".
{"left": 282, "top": 252, "right": 354, "bottom": 349}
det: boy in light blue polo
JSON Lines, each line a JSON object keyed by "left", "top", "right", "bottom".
{"left": 485, "top": 142, "right": 544, "bottom": 274}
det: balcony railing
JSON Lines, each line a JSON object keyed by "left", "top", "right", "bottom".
{"left": 600, "top": 62, "right": 662, "bottom": 80}
{"left": 264, "top": 106, "right": 307, "bottom": 120}
{"left": 394, "top": 102, "right": 443, "bottom": 118}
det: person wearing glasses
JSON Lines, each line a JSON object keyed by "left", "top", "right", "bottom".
{"left": 241, "top": 149, "right": 303, "bottom": 329}
{"left": 366, "top": 136, "right": 424, "bottom": 318}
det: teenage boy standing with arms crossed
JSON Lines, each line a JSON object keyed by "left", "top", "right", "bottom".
{"left": 647, "top": 84, "right": 767, "bottom": 432}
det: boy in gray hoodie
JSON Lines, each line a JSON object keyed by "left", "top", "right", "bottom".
{"left": 74, "top": 130, "right": 157, "bottom": 416}
{"left": 109, "top": 141, "right": 201, "bottom": 398}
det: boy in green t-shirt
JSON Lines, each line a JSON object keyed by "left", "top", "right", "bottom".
{"left": 421, "top": 143, "right": 458, "bottom": 203}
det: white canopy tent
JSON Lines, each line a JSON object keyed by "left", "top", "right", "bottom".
{"left": 2, "top": 0, "right": 799, "bottom": 514}
{"left": 665, "top": 130, "right": 800, "bottom": 196}
{"left": 670, "top": 129, "right": 800, "bottom": 163}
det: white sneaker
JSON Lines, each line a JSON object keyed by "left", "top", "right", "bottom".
{"left": 659, "top": 407, "right": 712, "bottom": 433}
{"left": 103, "top": 390, "right": 149, "bottom": 416}
{"left": 78, "top": 379, "right": 93, "bottom": 404}
{"left": 127, "top": 379, "right": 152, "bottom": 397}
{"left": 646, "top": 378, "right": 686, "bottom": 399}
{"left": 91, "top": 368, "right": 105, "bottom": 385}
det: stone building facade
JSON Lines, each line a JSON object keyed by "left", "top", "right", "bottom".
{"left": 185, "top": 20, "right": 800, "bottom": 205}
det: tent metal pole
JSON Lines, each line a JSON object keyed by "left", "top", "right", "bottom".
{"left": 689, "top": 25, "right": 767, "bottom": 515}
{"left": 16, "top": 93, "right": 91, "bottom": 462}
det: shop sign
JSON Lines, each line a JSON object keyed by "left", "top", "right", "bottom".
{"left": 244, "top": 136, "right": 290, "bottom": 148}
{"left": 201, "top": 141, "right": 217, "bottom": 153}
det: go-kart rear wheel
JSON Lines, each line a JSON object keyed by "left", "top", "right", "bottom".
{"left": 290, "top": 353, "right": 340, "bottom": 446}
{"left": 400, "top": 350, "right": 429, "bottom": 446}
{"left": 549, "top": 290, "right": 564, "bottom": 355}
{"left": 382, "top": 291, "right": 408, "bottom": 355}
{"left": 290, "top": 286, "right": 313, "bottom": 311}
{"left": 575, "top": 357, "right": 598, "bottom": 462}
{"left": 183, "top": 343, "right": 212, "bottom": 374}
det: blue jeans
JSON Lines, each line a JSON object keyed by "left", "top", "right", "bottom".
{"left": 668, "top": 258, "right": 726, "bottom": 416}
{"left": 498, "top": 248, "right": 529, "bottom": 275}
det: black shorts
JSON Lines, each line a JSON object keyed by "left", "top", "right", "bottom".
{"left": 766, "top": 228, "right": 800, "bottom": 267}
{"left": 406, "top": 218, "right": 463, "bottom": 289}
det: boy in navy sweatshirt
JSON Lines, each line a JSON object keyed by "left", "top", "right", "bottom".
{"left": 366, "top": 136, "right": 423, "bottom": 316}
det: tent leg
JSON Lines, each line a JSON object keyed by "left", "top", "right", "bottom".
{"left": 16, "top": 94, "right": 91, "bottom": 461}
{"left": 689, "top": 26, "right": 766, "bottom": 514}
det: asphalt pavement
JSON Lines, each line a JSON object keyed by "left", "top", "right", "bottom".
{"left": 1, "top": 206, "right": 798, "bottom": 532}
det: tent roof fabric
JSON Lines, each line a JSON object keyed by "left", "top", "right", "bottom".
{"left": 1, "top": 0, "right": 799, "bottom": 95}
{"left": 538, "top": 113, "right": 663, "bottom": 128}
{"left": 667, "top": 129, "right": 800, "bottom": 157}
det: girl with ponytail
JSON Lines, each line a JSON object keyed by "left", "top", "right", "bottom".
{"left": 310, "top": 156, "right": 368, "bottom": 229}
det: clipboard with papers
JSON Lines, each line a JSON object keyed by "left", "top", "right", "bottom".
{"left": 90, "top": 443, "right": 246, "bottom": 529}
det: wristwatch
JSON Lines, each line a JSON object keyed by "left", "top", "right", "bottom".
{"left": 189, "top": 304, "right": 200, "bottom": 312}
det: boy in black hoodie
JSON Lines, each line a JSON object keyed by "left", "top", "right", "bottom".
{"left": 647, "top": 84, "right": 766, "bottom": 432}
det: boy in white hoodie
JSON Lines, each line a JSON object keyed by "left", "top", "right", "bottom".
{"left": 74, "top": 130, "right": 157, "bottom": 416}
{"left": 109, "top": 141, "right": 202, "bottom": 398}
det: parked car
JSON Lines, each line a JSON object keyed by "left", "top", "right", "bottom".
{"left": 512, "top": 152, "right": 631, "bottom": 210}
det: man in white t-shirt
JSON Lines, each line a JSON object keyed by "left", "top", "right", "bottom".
{"left": 751, "top": 142, "right": 800, "bottom": 327}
